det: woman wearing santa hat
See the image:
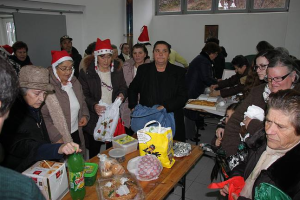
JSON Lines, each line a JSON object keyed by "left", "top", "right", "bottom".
{"left": 41, "top": 50, "right": 89, "bottom": 157}
{"left": 78, "top": 38, "right": 127, "bottom": 158}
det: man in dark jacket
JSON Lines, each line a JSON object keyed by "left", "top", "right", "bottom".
{"left": 60, "top": 35, "right": 82, "bottom": 78}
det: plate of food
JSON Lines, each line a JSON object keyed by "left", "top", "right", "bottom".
{"left": 185, "top": 99, "right": 217, "bottom": 110}
{"left": 96, "top": 173, "right": 144, "bottom": 200}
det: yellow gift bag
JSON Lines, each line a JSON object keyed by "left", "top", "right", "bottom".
{"left": 137, "top": 120, "right": 175, "bottom": 168}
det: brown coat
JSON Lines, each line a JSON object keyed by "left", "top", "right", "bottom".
{"left": 78, "top": 57, "right": 127, "bottom": 135}
{"left": 41, "top": 68, "right": 89, "bottom": 154}
{"left": 222, "top": 83, "right": 300, "bottom": 157}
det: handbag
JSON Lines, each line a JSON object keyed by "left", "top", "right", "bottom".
{"left": 113, "top": 118, "right": 126, "bottom": 137}
{"left": 131, "top": 104, "right": 175, "bottom": 136}
{"left": 137, "top": 120, "right": 175, "bottom": 168}
{"left": 93, "top": 97, "right": 122, "bottom": 142}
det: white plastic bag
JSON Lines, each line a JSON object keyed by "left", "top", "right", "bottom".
{"left": 93, "top": 97, "right": 122, "bottom": 142}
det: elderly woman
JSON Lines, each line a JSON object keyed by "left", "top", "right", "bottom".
{"left": 41, "top": 50, "right": 89, "bottom": 155}
{"left": 9, "top": 41, "right": 32, "bottom": 67}
{"left": 220, "top": 89, "right": 300, "bottom": 199}
{"left": 128, "top": 41, "right": 187, "bottom": 142}
{"left": 120, "top": 43, "right": 150, "bottom": 135}
{"left": 222, "top": 50, "right": 300, "bottom": 157}
{"left": 0, "top": 65, "right": 80, "bottom": 172}
{"left": 79, "top": 38, "right": 127, "bottom": 158}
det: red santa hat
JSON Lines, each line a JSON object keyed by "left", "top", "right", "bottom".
{"left": 0, "top": 44, "right": 13, "bottom": 55}
{"left": 51, "top": 50, "right": 74, "bottom": 82}
{"left": 94, "top": 38, "right": 114, "bottom": 71}
{"left": 137, "top": 26, "right": 151, "bottom": 45}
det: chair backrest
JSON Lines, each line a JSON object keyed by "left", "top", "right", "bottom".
{"left": 245, "top": 54, "right": 256, "bottom": 66}
{"left": 225, "top": 62, "right": 234, "bottom": 70}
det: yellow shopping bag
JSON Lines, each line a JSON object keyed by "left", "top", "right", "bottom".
{"left": 137, "top": 120, "right": 175, "bottom": 168}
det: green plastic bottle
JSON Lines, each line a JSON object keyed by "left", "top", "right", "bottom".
{"left": 68, "top": 153, "right": 86, "bottom": 200}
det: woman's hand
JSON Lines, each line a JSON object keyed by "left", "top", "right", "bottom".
{"left": 243, "top": 116, "right": 252, "bottom": 129}
{"left": 220, "top": 184, "right": 229, "bottom": 196}
{"left": 215, "top": 138, "right": 222, "bottom": 147}
{"left": 117, "top": 93, "right": 125, "bottom": 101}
{"left": 94, "top": 104, "right": 106, "bottom": 116}
{"left": 216, "top": 127, "right": 224, "bottom": 138}
{"left": 78, "top": 116, "right": 88, "bottom": 127}
{"left": 58, "top": 142, "right": 82, "bottom": 155}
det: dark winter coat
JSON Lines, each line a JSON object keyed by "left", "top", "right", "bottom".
{"left": 78, "top": 59, "right": 127, "bottom": 135}
{"left": 128, "top": 62, "right": 188, "bottom": 142}
{"left": 213, "top": 46, "right": 227, "bottom": 79}
{"left": 231, "top": 129, "right": 300, "bottom": 200}
{"left": 0, "top": 97, "right": 63, "bottom": 172}
{"left": 118, "top": 53, "right": 125, "bottom": 62}
{"left": 186, "top": 51, "right": 218, "bottom": 99}
{"left": 70, "top": 47, "right": 82, "bottom": 78}
{"left": 9, "top": 55, "right": 32, "bottom": 67}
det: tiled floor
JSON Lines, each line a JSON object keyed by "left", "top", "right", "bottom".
{"left": 164, "top": 117, "right": 226, "bottom": 200}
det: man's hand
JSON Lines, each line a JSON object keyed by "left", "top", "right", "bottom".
{"left": 58, "top": 142, "right": 82, "bottom": 155}
{"left": 94, "top": 104, "right": 106, "bottom": 116}
{"left": 78, "top": 116, "right": 88, "bottom": 127}
{"left": 210, "top": 84, "right": 218, "bottom": 90}
{"left": 209, "top": 90, "right": 220, "bottom": 97}
{"left": 216, "top": 127, "right": 224, "bottom": 138}
{"left": 157, "top": 105, "right": 164, "bottom": 110}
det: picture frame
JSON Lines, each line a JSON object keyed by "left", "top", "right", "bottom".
{"left": 204, "top": 25, "right": 219, "bottom": 42}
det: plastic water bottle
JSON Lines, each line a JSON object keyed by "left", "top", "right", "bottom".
{"left": 68, "top": 152, "right": 86, "bottom": 200}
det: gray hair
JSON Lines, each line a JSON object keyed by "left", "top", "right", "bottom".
{"left": 19, "top": 87, "right": 28, "bottom": 96}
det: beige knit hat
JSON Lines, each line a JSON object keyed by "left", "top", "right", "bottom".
{"left": 19, "top": 65, "right": 54, "bottom": 92}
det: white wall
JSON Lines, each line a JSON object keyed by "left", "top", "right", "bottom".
{"left": 150, "top": 0, "right": 300, "bottom": 63}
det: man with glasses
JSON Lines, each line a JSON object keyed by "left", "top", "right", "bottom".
{"left": 60, "top": 35, "right": 82, "bottom": 78}
{"left": 220, "top": 50, "right": 300, "bottom": 157}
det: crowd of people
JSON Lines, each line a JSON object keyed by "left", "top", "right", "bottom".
{"left": 1, "top": 30, "right": 300, "bottom": 199}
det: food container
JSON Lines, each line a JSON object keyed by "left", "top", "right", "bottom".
{"left": 112, "top": 134, "right": 138, "bottom": 155}
{"left": 96, "top": 173, "right": 145, "bottom": 200}
{"left": 84, "top": 162, "right": 98, "bottom": 186}
{"left": 108, "top": 148, "right": 126, "bottom": 163}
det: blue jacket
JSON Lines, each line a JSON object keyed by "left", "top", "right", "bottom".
{"left": 131, "top": 104, "right": 175, "bottom": 136}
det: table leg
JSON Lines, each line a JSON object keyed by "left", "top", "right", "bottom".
{"left": 179, "top": 175, "right": 186, "bottom": 199}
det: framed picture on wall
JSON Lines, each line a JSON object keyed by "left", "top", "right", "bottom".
{"left": 204, "top": 25, "right": 218, "bottom": 42}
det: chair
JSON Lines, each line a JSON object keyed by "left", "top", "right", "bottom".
{"left": 245, "top": 54, "right": 256, "bottom": 66}
{"left": 224, "top": 62, "right": 234, "bottom": 70}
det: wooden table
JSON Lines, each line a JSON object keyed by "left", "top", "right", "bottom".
{"left": 62, "top": 145, "right": 203, "bottom": 200}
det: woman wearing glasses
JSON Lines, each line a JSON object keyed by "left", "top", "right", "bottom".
{"left": 42, "top": 50, "right": 89, "bottom": 156}
{"left": 242, "top": 50, "right": 270, "bottom": 100}
{"left": 220, "top": 49, "right": 300, "bottom": 157}
{"left": 78, "top": 38, "right": 127, "bottom": 158}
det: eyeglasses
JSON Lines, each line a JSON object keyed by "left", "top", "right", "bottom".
{"left": 57, "top": 66, "right": 74, "bottom": 72}
{"left": 264, "top": 72, "right": 292, "bottom": 83}
{"left": 254, "top": 64, "right": 268, "bottom": 71}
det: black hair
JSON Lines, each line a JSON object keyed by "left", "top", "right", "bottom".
{"left": 0, "top": 56, "right": 19, "bottom": 117}
{"left": 153, "top": 41, "right": 171, "bottom": 54}
{"left": 205, "top": 37, "right": 220, "bottom": 45}
{"left": 85, "top": 42, "right": 96, "bottom": 55}
{"left": 226, "top": 103, "right": 239, "bottom": 113}
{"left": 132, "top": 43, "right": 149, "bottom": 61}
{"left": 12, "top": 41, "right": 28, "bottom": 53}
{"left": 120, "top": 43, "right": 129, "bottom": 51}
{"left": 202, "top": 42, "right": 221, "bottom": 55}
{"left": 231, "top": 55, "right": 249, "bottom": 68}
{"left": 256, "top": 41, "right": 274, "bottom": 53}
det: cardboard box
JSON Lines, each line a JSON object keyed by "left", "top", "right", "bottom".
{"left": 22, "top": 161, "right": 69, "bottom": 200}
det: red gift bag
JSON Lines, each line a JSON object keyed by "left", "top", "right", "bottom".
{"left": 113, "top": 118, "right": 126, "bottom": 137}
